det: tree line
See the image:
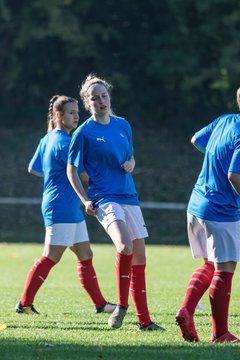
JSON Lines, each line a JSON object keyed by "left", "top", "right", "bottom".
{"left": 1, "top": 0, "right": 240, "bottom": 131}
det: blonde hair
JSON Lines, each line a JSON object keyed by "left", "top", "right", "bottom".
{"left": 47, "top": 95, "right": 78, "bottom": 132}
{"left": 80, "top": 74, "right": 113, "bottom": 113}
{"left": 237, "top": 88, "right": 240, "bottom": 111}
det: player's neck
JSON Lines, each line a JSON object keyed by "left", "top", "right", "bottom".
{"left": 93, "top": 114, "right": 110, "bottom": 124}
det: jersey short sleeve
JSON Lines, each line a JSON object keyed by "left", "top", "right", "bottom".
{"left": 194, "top": 116, "right": 222, "bottom": 150}
{"left": 229, "top": 129, "right": 240, "bottom": 174}
{"left": 68, "top": 129, "right": 84, "bottom": 169}
{"left": 29, "top": 141, "right": 43, "bottom": 174}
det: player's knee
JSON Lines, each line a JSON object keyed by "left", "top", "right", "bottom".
{"left": 118, "top": 243, "right": 133, "bottom": 255}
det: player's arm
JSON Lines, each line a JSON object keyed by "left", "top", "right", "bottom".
{"left": 28, "top": 166, "right": 44, "bottom": 177}
{"left": 79, "top": 170, "right": 89, "bottom": 185}
{"left": 228, "top": 172, "right": 240, "bottom": 195}
{"left": 191, "top": 135, "right": 206, "bottom": 154}
{"left": 67, "top": 164, "right": 95, "bottom": 215}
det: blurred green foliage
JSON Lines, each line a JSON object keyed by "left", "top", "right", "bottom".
{"left": 1, "top": 1, "right": 240, "bottom": 244}
{"left": 1, "top": 0, "right": 240, "bottom": 129}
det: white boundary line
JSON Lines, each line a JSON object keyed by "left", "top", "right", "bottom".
{"left": 0, "top": 197, "right": 187, "bottom": 210}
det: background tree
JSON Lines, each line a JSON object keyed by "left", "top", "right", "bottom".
{"left": 1, "top": 0, "right": 240, "bottom": 130}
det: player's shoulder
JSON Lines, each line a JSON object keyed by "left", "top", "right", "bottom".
{"left": 111, "top": 115, "right": 131, "bottom": 128}
{"left": 38, "top": 131, "right": 50, "bottom": 147}
{"left": 230, "top": 114, "right": 240, "bottom": 132}
{"left": 74, "top": 118, "right": 93, "bottom": 135}
{"left": 215, "top": 114, "right": 240, "bottom": 140}
{"left": 211, "top": 113, "right": 239, "bottom": 130}
{"left": 111, "top": 115, "right": 127, "bottom": 122}
{"left": 218, "top": 113, "right": 239, "bottom": 122}
{"left": 219, "top": 113, "right": 240, "bottom": 128}
{"left": 46, "top": 130, "right": 70, "bottom": 150}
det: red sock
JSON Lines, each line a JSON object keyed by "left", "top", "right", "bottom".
{"left": 77, "top": 259, "right": 106, "bottom": 309}
{"left": 209, "top": 270, "right": 233, "bottom": 337}
{"left": 130, "top": 264, "right": 151, "bottom": 325}
{"left": 116, "top": 252, "right": 132, "bottom": 308}
{"left": 21, "top": 256, "right": 56, "bottom": 306}
{"left": 182, "top": 263, "right": 214, "bottom": 313}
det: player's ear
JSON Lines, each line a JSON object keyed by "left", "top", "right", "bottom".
{"left": 56, "top": 111, "right": 62, "bottom": 121}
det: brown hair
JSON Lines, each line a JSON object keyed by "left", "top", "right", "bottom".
{"left": 80, "top": 74, "right": 113, "bottom": 113}
{"left": 47, "top": 95, "right": 78, "bottom": 132}
{"left": 237, "top": 88, "right": 240, "bottom": 111}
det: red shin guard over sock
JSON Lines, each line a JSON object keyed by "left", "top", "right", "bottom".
{"left": 209, "top": 270, "right": 233, "bottom": 338}
{"left": 77, "top": 259, "right": 106, "bottom": 309}
{"left": 21, "top": 256, "right": 56, "bottom": 306}
{"left": 130, "top": 264, "right": 151, "bottom": 325}
{"left": 116, "top": 252, "right": 132, "bottom": 308}
{"left": 182, "top": 263, "right": 214, "bottom": 314}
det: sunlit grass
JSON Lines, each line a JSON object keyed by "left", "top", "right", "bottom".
{"left": 1, "top": 243, "right": 240, "bottom": 359}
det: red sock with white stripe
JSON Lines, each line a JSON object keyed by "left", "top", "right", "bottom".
{"left": 21, "top": 256, "right": 56, "bottom": 306}
{"left": 116, "top": 252, "right": 133, "bottom": 309}
{"left": 209, "top": 270, "right": 233, "bottom": 338}
{"left": 77, "top": 259, "right": 106, "bottom": 309}
{"left": 181, "top": 263, "right": 214, "bottom": 313}
{"left": 130, "top": 264, "right": 151, "bottom": 325}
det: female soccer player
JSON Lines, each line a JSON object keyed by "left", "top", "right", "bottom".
{"left": 176, "top": 89, "right": 240, "bottom": 343}
{"left": 67, "top": 74, "right": 165, "bottom": 331}
{"left": 16, "top": 95, "right": 115, "bottom": 315}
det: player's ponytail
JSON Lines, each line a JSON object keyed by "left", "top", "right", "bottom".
{"left": 47, "top": 95, "right": 59, "bottom": 132}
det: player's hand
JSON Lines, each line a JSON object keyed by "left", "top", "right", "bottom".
{"left": 84, "top": 200, "right": 96, "bottom": 215}
{"left": 121, "top": 161, "right": 134, "bottom": 173}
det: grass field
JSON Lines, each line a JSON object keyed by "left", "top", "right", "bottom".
{"left": 1, "top": 243, "right": 240, "bottom": 360}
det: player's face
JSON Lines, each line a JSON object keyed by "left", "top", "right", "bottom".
{"left": 87, "top": 84, "right": 111, "bottom": 118}
{"left": 60, "top": 102, "right": 79, "bottom": 133}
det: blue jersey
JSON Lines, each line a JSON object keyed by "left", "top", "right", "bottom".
{"left": 187, "top": 114, "right": 240, "bottom": 221}
{"left": 29, "top": 129, "right": 84, "bottom": 227}
{"left": 68, "top": 116, "right": 139, "bottom": 208}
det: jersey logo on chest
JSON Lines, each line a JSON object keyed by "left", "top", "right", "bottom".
{"left": 96, "top": 136, "right": 106, "bottom": 142}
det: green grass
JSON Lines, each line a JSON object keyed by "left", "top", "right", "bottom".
{"left": 1, "top": 243, "right": 240, "bottom": 360}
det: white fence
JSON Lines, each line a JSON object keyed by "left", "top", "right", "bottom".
{"left": 0, "top": 197, "right": 187, "bottom": 210}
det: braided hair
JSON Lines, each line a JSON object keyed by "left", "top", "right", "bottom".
{"left": 47, "top": 95, "right": 78, "bottom": 132}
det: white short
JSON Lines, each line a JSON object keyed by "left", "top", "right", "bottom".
{"left": 187, "top": 213, "right": 240, "bottom": 262}
{"left": 45, "top": 221, "right": 89, "bottom": 247}
{"left": 96, "top": 202, "right": 148, "bottom": 241}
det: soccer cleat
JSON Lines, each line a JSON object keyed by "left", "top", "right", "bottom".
{"left": 175, "top": 307, "right": 199, "bottom": 342}
{"left": 15, "top": 301, "right": 40, "bottom": 315}
{"left": 95, "top": 302, "right": 117, "bottom": 314}
{"left": 137, "top": 321, "right": 166, "bottom": 331}
{"left": 210, "top": 331, "right": 240, "bottom": 343}
{"left": 108, "top": 305, "right": 127, "bottom": 329}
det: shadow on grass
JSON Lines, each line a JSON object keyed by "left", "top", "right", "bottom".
{"left": 8, "top": 315, "right": 144, "bottom": 331}
{"left": 1, "top": 338, "right": 240, "bottom": 360}
{"left": 8, "top": 319, "right": 117, "bottom": 331}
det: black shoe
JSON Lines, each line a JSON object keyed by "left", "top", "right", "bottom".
{"left": 95, "top": 302, "right": 116, "bottom": 314}
{"left": 137, "top": 322, "right": 166, "bottom": 331}
{"left": 15, "top": 301, "right": 40, "bottom": 315}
